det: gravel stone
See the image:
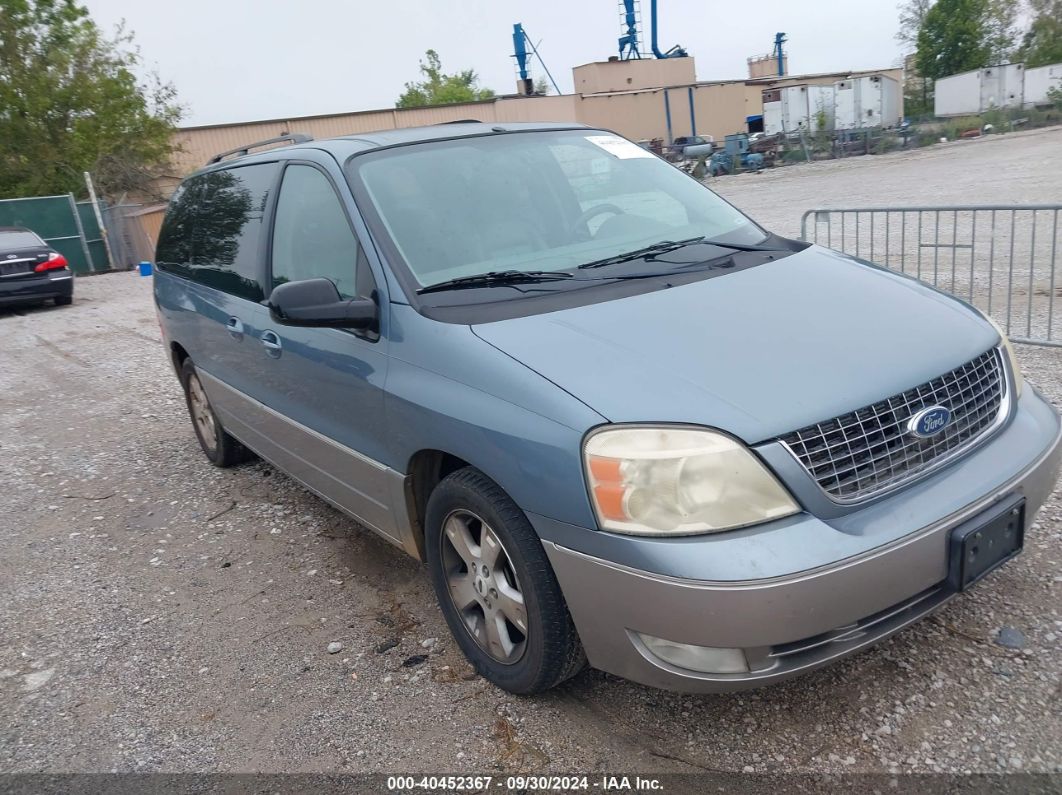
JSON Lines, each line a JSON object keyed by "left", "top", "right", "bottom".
{"left": 326, "top": 642, "right": 343, "bottom": 655}
{"left": 995, "top": 626, "right": 1026, "bottom": 649}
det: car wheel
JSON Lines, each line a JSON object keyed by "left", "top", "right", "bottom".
{"left": 426, "top": 467, "right": 586, "bottom": 694}
{"left": 179, "top": 358, "right": 253, "bottom": 467}
{"left": 54, "top": 295, "right": 72, "bottom": 306}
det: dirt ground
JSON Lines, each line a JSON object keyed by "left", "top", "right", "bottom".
{"left": 1, "top": 127, "right": 1061, "bottom": 776}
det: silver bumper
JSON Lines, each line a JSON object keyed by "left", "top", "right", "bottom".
{"left": 543, "top": 393, "right": 1062, "bottom": 693}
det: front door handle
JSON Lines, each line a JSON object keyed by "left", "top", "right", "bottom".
{"left": 261, "top": 330, "right": 282, "bottom": 358}
{"left": 226, "top": 316, "right": 244, "bottom": 340}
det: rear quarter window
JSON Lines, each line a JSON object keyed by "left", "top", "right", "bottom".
{"left": 156, "top": 163, "right": 278, "bottom": 301}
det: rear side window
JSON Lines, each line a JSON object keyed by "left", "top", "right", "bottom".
{"left": 156, "top": 181, "right": 200, "bottom": 266}
{"left": 157, "top": 163, "right": 278, "bottom": 301}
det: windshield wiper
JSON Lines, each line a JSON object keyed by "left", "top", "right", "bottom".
{"left": 416, "top": 270, "right": 574, "bottom": 295}
{"left": 700, "top": 238, "right": 789, "bottom": 252}
{"left": 576, "top": 237, "right": 707, "bottom": 269}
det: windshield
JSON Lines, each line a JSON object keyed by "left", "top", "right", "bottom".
{"left": 0, "top": 230, "right": 45, "bottom": 248}
{"left": 347, "top": 130, "right": 766, "bottom": 291}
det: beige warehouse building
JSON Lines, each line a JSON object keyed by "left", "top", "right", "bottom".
{"left": 170, "top": 57, "right": 902, "bottom": 180}
{"left": 124, "top": 57, "right": 900, "bottom": 258}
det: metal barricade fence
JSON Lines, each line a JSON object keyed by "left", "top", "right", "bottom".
{"left": 801, "top": 205, "right": 1062, "bottom": 347}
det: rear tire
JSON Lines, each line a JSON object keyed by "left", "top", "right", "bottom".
{"left": 426, "top": 467, "right": 586, "bottom": 694}
{"left": 54, "top": 295, "right": 72, "bottom": 306}
{"left": 179, "top": 358, "right": 253, "bottom": 467}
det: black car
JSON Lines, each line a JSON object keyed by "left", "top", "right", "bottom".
{"left": 0, "top": 227, "right": 74, "bottom": 307}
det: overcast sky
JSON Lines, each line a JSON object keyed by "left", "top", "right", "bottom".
{"left": 82, "top": 0, "right": 906, "bottom": 127}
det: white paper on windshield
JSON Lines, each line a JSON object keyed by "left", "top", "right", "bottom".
{"left": 585, "top": 134, "right": 654, "bottom": 159}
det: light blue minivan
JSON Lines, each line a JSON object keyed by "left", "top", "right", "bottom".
{"left": 154, "top": 124, "right": 1061, "bottom": 694}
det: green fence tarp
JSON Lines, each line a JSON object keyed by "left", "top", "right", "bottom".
{"left": 0, "top": 194, "right": 107, "bottom": 274}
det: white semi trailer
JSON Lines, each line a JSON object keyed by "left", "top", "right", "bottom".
{"left": 834, "top": 75, "right": 902, "bottom": 129}
{"left": 934, "top": 64, "right": 1026, "bottom": 116}
{"left": 762, "top": 84, "right": 836, "bottom": 135}
{"left": 1024, "top": 63, "right": 1062, "bottom": 107}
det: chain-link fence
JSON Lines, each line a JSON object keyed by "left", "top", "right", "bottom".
{"left": 100, "top": 203, "right": 158, "bottom": 270}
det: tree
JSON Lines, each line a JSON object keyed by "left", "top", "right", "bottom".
{"left": 983, "top": 0, "right": 1020, "bottom": 63}
{"left": 896, "top": 0, "right": 934, "bottom": 50}
{"left": 0, "top": 0, "right": 182, "bottom": 200}
{"left": 915, "top": 0, "right": 1018, "bottom": 81}
{"left": 533, "top": 76, "right": 550, "bottom": 96}
{"left": 395, "top": 49, "right": 495, "bottom": 109}
{"left": 1018, "top": 0, "right": 1062, "bottom": 68}
{"left": 897, "top": 1, "right": 936, "bottom": 116}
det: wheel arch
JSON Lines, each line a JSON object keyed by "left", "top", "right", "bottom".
{"left": 401, "top": 449, "right": 472, "bottom": 561}
{"left": 170, "top": 341, "right": 190, "bottom": 376}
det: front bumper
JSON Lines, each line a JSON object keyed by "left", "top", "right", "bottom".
{"left": 539, "top": 388, "right": 1062, "bottom": 692}
{"left": 0, "top": 271, "right": 73, "bottom": 305}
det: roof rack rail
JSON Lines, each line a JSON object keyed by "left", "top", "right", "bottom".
{"left": 437, "top": 119, "right": 483, "bottom": 124}
{"left": 207, "top": 133, "right": 314, "bottom": 165}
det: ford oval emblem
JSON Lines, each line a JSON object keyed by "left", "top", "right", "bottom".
{"left": 908, "top": 405, "right": 952, "bottom": 438}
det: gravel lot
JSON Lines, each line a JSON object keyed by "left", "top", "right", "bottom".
{"left": 2, "top": 126, "right": 1061, "bottom": 777}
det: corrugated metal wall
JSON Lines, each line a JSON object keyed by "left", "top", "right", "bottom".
{"left": 173, "top": 101, "right": 508, "bottom": 172}
{"left": 496, "top": 95, "right": 580, "bottom": 123}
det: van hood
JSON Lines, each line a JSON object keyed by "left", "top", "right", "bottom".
{"left": 471, "top": 245, "right": 999, "bottom": 444}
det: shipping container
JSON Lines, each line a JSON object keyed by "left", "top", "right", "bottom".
{"left": 835, "top": 75, "right": 901, "bottom": 129}
{"left": 762, "top": 89, "right": 783, "bottom": 135}
{"left": 1023, "top": 63, "right": 1062, "bottom": 107}
{"left": 807, "top": 85, "right": 836, "bottom": 132}
{"left": 761, "top": 85, "right": 817, "bottom": 134}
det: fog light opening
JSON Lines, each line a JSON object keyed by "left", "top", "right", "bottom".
{"left": 637, "top": 632, "right": 749, "bottom": 674}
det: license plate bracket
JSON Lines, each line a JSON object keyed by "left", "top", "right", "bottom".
{"left": 947, "top": 494, "right": 1025, "bottom": 592}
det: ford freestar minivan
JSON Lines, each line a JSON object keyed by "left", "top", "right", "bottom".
{"left": 154, "top": 124, "right": 1061, "bottom": 695}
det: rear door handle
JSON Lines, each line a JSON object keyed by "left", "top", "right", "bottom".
{"left": 261, "top": 330, "right": 282, "bottom": 358}
{"left": 226, "top": 317, "right": 244, "bottom": 339}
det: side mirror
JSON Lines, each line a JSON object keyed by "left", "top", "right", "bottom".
{"left": 268, "top": 278, "right": 377, "bottom": 331}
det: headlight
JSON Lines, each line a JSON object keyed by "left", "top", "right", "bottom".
{"left": 984, "top": 315, "right": 1024, "bottom": 398}
{"left": 584, "top": 426, "right": 799, "bottom": 536}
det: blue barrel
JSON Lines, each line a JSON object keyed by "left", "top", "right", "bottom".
{"left": 138, "top": 261, "right": 153, "bottom": 277}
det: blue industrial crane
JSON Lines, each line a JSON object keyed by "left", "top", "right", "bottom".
{"left": 618, "top": 1, "right": 641, "bottom": 59}
{"left": 648, "top": 0, "right": 687, "bottom": 58}
{"left": 773, "top": 32, "right": 787, "bottom": 76}
{"left": 618, "top": 0, "right": 686, "bottom": 60}
{"left": 512, "top": 23, "right": 561, "bottom": 94}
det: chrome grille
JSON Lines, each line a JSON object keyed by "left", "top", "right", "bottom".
{"left": 779, "top": 349, "right": 1006, "bottom": 502}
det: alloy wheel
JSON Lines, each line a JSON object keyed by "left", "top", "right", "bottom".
{"left": 187, "top": 373, "right": 217, "bottom": 454}
{"left": 440, "top": 509, "right": 528, "bottom": 664}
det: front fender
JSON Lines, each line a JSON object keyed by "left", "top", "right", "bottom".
{"left": 384, "top": 304, "right": 604, "bottom": 527}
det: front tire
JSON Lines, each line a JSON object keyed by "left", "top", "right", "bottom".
{"left": 54, "top": 295, "right": 72, "bottom": 306}
{"left": 426, "top": 467, "right": 585, "bottom": 694}
{"left": 179, "top": 358, "right": 253, "bottom": 467}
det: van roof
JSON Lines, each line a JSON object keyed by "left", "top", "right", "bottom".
{"left": 197, "top": 121, "right": 590, "bottom": 174}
